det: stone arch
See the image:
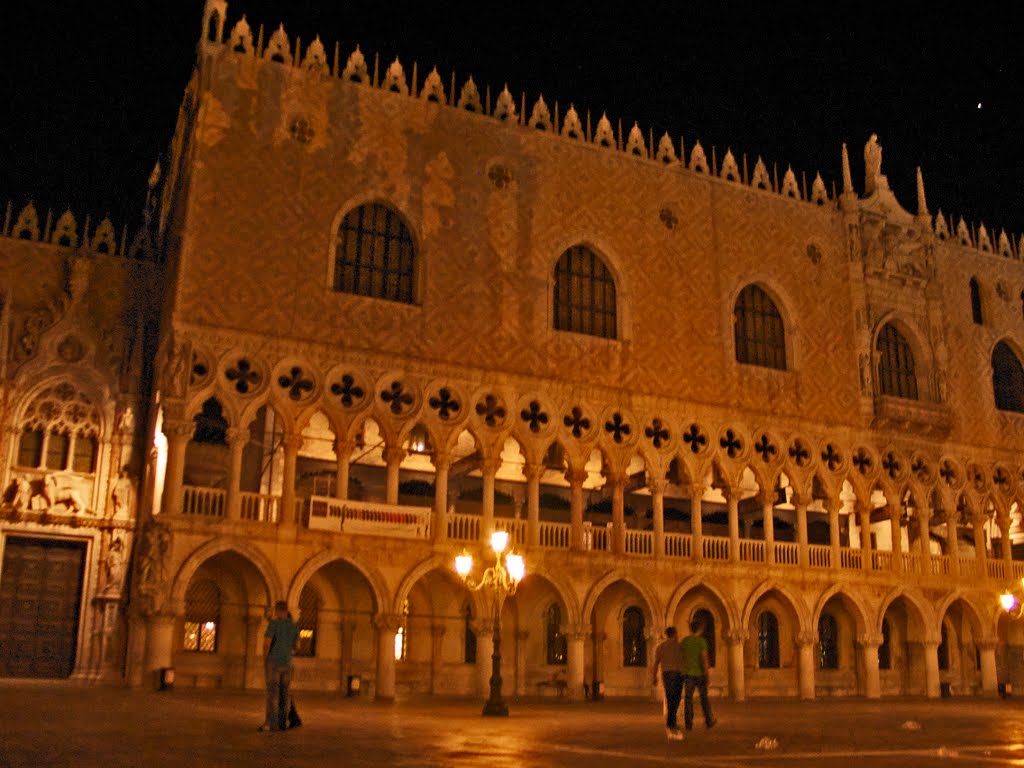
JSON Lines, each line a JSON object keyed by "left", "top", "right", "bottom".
{"left": 741, "top": 579, "right": 810, "bottom": 636}
{"left": 811, "top": 584, "right": 869, "bottom": 639}
{"left": 582, "top": 569, "right": 661, "bottom": 626}
{"left": 170, "top": 537, "right": 284, "bottom": 613}
{"left": 394, "top": 553, "right": 485, "bottom": 617}
{"left": 875, "top": 585, "right": 933, "bottom": 639}
{"left": 287, "top": 549, "right": 389, "bottom": 614}
{"left": 871, "top": 312, "right": 934, "bottom": 401}
{"left": 237, "top": 398, "right": 291, "bottom": 439}
{"left": 13, "top": 372, "right": 110, "bottom": 439}
{"left": 516, "top": 567, "right": 582, "bottom": 628}
{"left": 935, "top": 590, "right": 990, "bottom": 643}
{"left": 665, "top": 574, "right": 739, "bottom": 631}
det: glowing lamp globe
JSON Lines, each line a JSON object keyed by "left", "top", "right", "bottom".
{"left": 455, "top": 552, "right": 473, "bottom": 578}
{"left": 506, "top": 553, "right": 525, "bottom": 583}
{"left": 490, "top": 530, "right": 509, "bottom": 554}
{"left": 1001, "top": 592, "right": 1017, "bottom": 612}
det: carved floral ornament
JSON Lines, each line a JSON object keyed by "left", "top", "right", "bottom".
{"left": 224, "top": 357, "right": 262, "bottom": 395}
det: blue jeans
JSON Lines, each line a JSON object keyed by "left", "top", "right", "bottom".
{"left": 264, "top": 660, "right": 293, "bottom": 730}
{"left": 683, "top": 675, "right": 713, "bottom": 728}
{"left": 662, "top": 672, "right": 683, "bottom": 729}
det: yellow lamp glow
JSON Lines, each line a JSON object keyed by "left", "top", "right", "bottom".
{"left": 455, "top": 552, "right": 473, "bottom": 578}
{"left": 490, "top": 530, "right": 509, "bottom": 554}
{"left": 506, "top": 553, "right": 525, "bottom": 583}
{"left": 1001, "top": 592, "right": 1017, "bottom": 612}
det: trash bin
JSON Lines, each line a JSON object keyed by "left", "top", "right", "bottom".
{"left": 346, "top": 674, "right": 362, "bottom": 697}
{"left": 591, "top": 680, "right": 605, "bottom": 701}
{"left": 156, "top": 667, "right": 175, "bottom": 691}
{"left": 940, "top": 682, "right": 951, "bottom": 698}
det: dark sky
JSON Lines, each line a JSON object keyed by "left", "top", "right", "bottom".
{"left": 2, "top": 1, "right": 1021, "bottom": 238}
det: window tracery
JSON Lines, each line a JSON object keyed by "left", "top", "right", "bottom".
{"left": 17, "top": 383, "right": 101, "bottom": 474}
{"left": 553, "top": 245, "right": 617, "bottom": 340}
{"left": 734, "top": 285, "right": 786, "bottom": 369}
{"left": 334, "top": 204, "right": 416, "bottom": 304}
{"left": 876, "top": 324, "right": 918, "bottom": 400}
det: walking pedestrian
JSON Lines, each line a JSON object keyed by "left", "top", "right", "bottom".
{"left": 652, "top": 626, "right": 685, "bottom": 740}
{"left": 259, "top": 600, "right": 299, "bottom": 732}
{"left": 681, "top": 618, "right": 716, "bottom": 731}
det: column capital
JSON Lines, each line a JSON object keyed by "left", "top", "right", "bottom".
{"left": 374, "top": 612, "right": 403, "bottom": 632}
{"left": 790, "top": 491, "right": 812, "bottom": 509}
{"left": 522, "top": 461, "right": 544, "bottom": 481}
{"left": 281, "top": 433, "right": 305, "bottom": 451}
{"left": 725, "top": 629, "right": 748, "bottom": 644}
{"left": 225, "top": 427, "right": 248, "bottom": 447}
{"left": 855, "top": 499, "right": 875, "bottom": 516}
{"left": 796, "top": 631, "right": 817, "bottom": 648}
{"left": 647, "top": 478, "right": 666, "bottom": 495}
{"left": 432, "top": 451, "right": 453, "bottom": 472}
{"left": 162, "top": 419, "right": 194, "bottom": 441}
{"left": 565, "top": 468, "right": 589, "bottom": 486}
{"left": 976, "top": 638, "right": 998, "bottom": 651}
{"left": 757, "top": 490, "right": 776, "bottom": 508}
{"left": 605, "top": 472, "right": 629, "bottom": 489}
{"left": 856, "top": 632, "right": 883, "bottom": 648}
{"left": 479, "top": 457, "right": 502, "bottom": 476}
{"left": 382, "top": 446, "right": 407, "bottom": 465}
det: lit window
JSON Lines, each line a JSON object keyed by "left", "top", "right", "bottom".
{"left": 295, "top": 586, "right": 320, "bottom": 657}
{"left": 183, "top": 579, "right": 220, "bottom": 653}
{"left": 394, "top": 599, "right": 409, "bottom": 661}
{"left": 553, "top": 245, "right": 617, "bottom": 339}
{"left": 734, "top": 284, "right": 786, "bottom": 369}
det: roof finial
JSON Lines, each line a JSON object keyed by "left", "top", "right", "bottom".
{"left": 841, "top": 143, "right": 852, "bottom": 194}
{"left": 916, "top": 166, "right": 929, "bottom": 216}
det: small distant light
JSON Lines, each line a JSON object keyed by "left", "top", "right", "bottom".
{"left": 977, "top": 102, "right": 983, "bottom": 109}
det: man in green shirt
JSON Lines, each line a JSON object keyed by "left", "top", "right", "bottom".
{"left": 680, "top": 618, "right": 716, "bottom": 730}
{"left": 260, "top": 600, "right": 299, "bottom": 732}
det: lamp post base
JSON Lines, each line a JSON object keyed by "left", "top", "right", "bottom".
{"left": 482, "top": 699, "right": 509, "bottom": 717}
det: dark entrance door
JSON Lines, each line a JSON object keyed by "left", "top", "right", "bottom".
{"left": 0, "top": 537, "right": 86, "bottom": 678}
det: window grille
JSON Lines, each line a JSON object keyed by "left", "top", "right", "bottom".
{"left": 734, "top": 284, "right": 786, "bottom": 369}
{"left": 295, "top": 586, "right": 320, "bottom": 657}
{"left": 817, "top": 614, "right": 839, "bottom": 670}
{"left": 45, "top": 431, "right": 69, "bottom": 470}
{"left": 757, "top": 611, "right": 780, "bottom": 668}
{"left": 553, "top": 245, "right": 617, "bottom": 339}
{"left": 183, "top": 579, "right": 221, "bottom": 653}
{"left": 992, "top": 341, "right": 1024, "bottom": 413}
{"left": 876, "top": 324, "right": 918, "bottom": 400}
{"left": 334, "top": 203, "right": 416, "bottom": 304}
{"left": 622, "top": 606, "right": 647, "bottom": 667}
{"left": 545, "top": 604, "right": 567, "bottom": 665}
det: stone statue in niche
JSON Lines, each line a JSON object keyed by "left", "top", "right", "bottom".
{"left": 136, "top": 522, "right": 171, "bottom": 589}
{"left": 161, "top": 338, "right": 188, "bottom": 398}
{"left": 116, "top": 405, "right": 135, "bottom": 435}
{"left": 110, "top": 470, "right": 135, "bottom": 519}
{"left": 10, "top": 475, "right": 33, "bottom": 510}
{"left": 103, "top": 535, "right": 127, "bottom": 594}
{"left": 864, "top": 134, "right": 886, "bottom": 195}
{"left": 858, "top": 353, "right": 872, "bottom": 394}
{"left": 43, "top": 473, "right": 86, "bottom": 514}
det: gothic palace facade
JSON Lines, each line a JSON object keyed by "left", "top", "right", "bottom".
{"left": 3, "top": 0, "right": 1024, "bottom": 701}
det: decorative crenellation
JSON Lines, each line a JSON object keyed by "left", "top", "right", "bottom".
{"left": 1, "top": 200, "right": 135, "bottom": 257}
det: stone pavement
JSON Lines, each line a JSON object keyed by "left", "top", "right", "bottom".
{"left": 3, "top": 682, "right": 1024, "bottom": 767}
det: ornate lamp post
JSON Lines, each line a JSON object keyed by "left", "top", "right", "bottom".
{"left": 455, "top": 530, "right": 525, "bottom": 716}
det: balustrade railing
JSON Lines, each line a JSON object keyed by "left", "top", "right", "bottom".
{"left": 586, "top": 524, "right": 610, "bottom": 552}
{"left": 740, "top": 539, "right": 765, "bottom": 563}
{"left": 447, "top": 512, "right": 480, "bottom": 542}
{"left": 958, "top": 557, "right": 978, "bottom": 577}
{"left": 902, "top": 552, "right": 920, "bottom": 573}
{"left": 664, "top": 532, "right": 692, "bottom": 558}
{"left": 1012, "top": 561, "right": 1024, "bottom": 581}
{"left": 988, "top": 560, "right": 1008, "bottom": 580}
{"left": 775, "top": 541, "right": 799, "bottom": 566}
{"left": 841, "top": 548, "right": 862, "bottom": 569}
{"left": 240, "top": 492, "right": 279, "bottom": 523}
{"left": 872, "top": 551, "right": 892, "bottom": 571}
{"left": 495, "top": 518, "right": 527, "bottom": 548}
{"left": 931, "top": 555, "right": 951, "bottom": 577}
{"left": 538, "top": 521, "right": 571, "bottom": 549}
{"left": 625, "top": 529, "right": 653, "bottom": 556}
{"left": 182, "top": 485, "right": 225, "bottom": 517}
{"left": 702, "top": 535, "right": 728, "bottom": 561}
{"left": 808, "top": 544, "right": 831, "bottom": 569}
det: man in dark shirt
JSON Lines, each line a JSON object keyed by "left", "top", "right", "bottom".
{"left": 680, "top": 618, "right": 716, "bottom": 730}
{"left": 651, "top": 626, "right": 685, "bottom": 740}
{"left": 260, "top": 600, "right": 299, "bottom": 732}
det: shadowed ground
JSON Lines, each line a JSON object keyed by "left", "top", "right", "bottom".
{"left": 3, "top": 682, "right": 1024, "bottom": 767}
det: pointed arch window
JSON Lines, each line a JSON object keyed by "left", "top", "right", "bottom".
{"left": 553, "top": 245, "right": 617, "bottom": 339}
{"left": 464, "top": 605, "right": 477, "bottom": 664}
{"left": 992, "top": 341, "right": 1024, "bottom": 413}
{"left": 622, "top": 606, "right": 647, "bottom": 667}
{"left": 878, "top": 618, "right": 892, "bottom": 670}
{"left": 757, "top": 611, "right": 780, "bottom": 668}
{"left": 693, "top": 608, "right": 716, "bottom": 667}
{"left": 295, "top": 586, "right": 320, "bottom": 657}
{"left": 71, "top": 433, "right": 97, "bottom": 474}
{"left": 192, "top": 398, "right": 228, "bottom": 445}
{"left": 817, "top": 614, "right": 839, "bottom": 670}
{"left": 545, "top": 603, "right": 567, "bottom": 665}
{"left": 970, "top": 278, "right": 983, "bottom": 324}
{"left": 876, "top": 323, "right": 918, "bottom": 400}
{"left": 183, "top": 579, "right": 221, "bottom": 653}
{"left": 334, "top": 203, "right": 416, "bottom": 304}
{"left": 45, "top": 431, "right": 70, "bottom": 470}
{"left": 17, "top": 427, "right": 43, "bottom": 468}
{"left": 734, "top": 284, "right": 786, "bottom": 369}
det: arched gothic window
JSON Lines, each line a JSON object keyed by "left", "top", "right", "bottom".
{"left": 464, "top": 605, "right": 477, "bottom": 664}
{"left": 878, "top": 618, "right": 892, "bottom": 670}
{"left": 553, "top": 245, "right": 617, "bottom": 339}
{"left": 183, "top": 579, "right": 221, "bottom": 653}
{"left": 757, "top": 611, "right": 780, "bottom": 668}
{"left": 937, "top": 622, "right": 950, "bottom": 671}
{"left": 622, "top": 606, "right": 647, "bottom": 667}
{"left": 545, "top": 604, "right": 567, "bottom": 665}
{"left": 970, "top": 278, "right": 983, "bottom": 324}
{"left": 192, "top": 398, "right": 228, "bottom": 445}
{"left": 395, "top": 599, "right": 410, "bottom": 661}
{"left": 334, "top": 203, "right": 416, "bottom": 304}
{"left": 295, "top": 586, "right": 320, "bottom": 657}
{"left": 876, "top": 323, "right": 918, "bottom": 400}
{"left": 693, "top": 608, "right": 716, "bottom": 667}
{"left": 17, "top": 383, "right": 101, "bottom": 476}
{"left": 734, "top": 284, "right": 786, "bottom": 369}
{"left": 817, "top": 614, "right": 839, "bottom": 670}
{"left": 17, "top": 427, "right": 43, "bottom": 468}
{"left": 992, "top": 341, "right": 1024, "bottom": 413}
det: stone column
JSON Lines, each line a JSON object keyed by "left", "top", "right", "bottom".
{"left": 979, "top": 640, "right": 999, "bottom": 696}
{"left": 334, "top": 437, "right": 353, "bottom": 500}
{"left": 591, "top": 631, "right": 607, "bottom": 692}
{"left": 474, "top": 619, "right": 494, "bottom": 696}
{"left": 727, "top": 489, "right": 741, "bottom": 563}
{"left": 338, "top": 619, "right": 355, "bottom": 691}
{"left": 649, "top": 478, "right": 666, "bottom": 558}
{"left": 793, "top": 493, "right": 809, "bottom": 568}
{"left": 797, "top": 633, "right": 816, "bottom": 700}
{"left": 923, "top": 640, "right": 941, "bottom": 698}
{"left": 726, "top": 630, "right": 746, "bottom": 701}
{"left": 433, "top": 454, "right": 451, "bottom": 544}
{"left": 858, "top": 501, "right": 873, "bottom": 571}
{"left": 567, "top": 468, "right": 587, "bottom": 551}
{"left": 525, "top": 462, "right": 542, "bottom": 548}
{"left": 279, "top": 434, "right": 303, "bottom": 529}
{"left": 888, "top": 503, "right": 903, "bottom": 574}
{"left": 142, "top": 613, "right": 176, "bottom": 687}
{"left": 374, "top": 613, "right": 400, "bottom": 701}
{"left": 828, "top": 500, "right": 842, "bottom": 569}
{"left": 480, "top": 458, "right": 500, "bottom": 542}
{"left": 429, "top": 625, "right": 446, "bottom": 695}
{"left": 973, "top": 515, "right": 988, "bottom": 572}
{"left": 566, "top": 626, "right": 587, "bottom": 701}
{"left": 244, "top": 607, "right": 265, "bottom": 688}
{"left": 760, "top": 492, "right": 776, "bottom": 565}
{"left": 383, "top": 447, "right": 405, "bottom": 505}
{"left": 225, "top": 427, "right": 246, "bottom": 521}
{"left": 858, "top": 636, "right": 881, "bottom": 699}
{"left": 608, "top": 472, "right": 627, "bottom": 555}
{"left": 945, "top": 511, "right": 960, "bottom": 576}
{"left": 1001, "top": 516, "right": 1013, "bottom": 564}
{"left": 917, "top": 507, "right": 932, "bottom": 574}
{"left": 159, "top": 420, "right": 193, "bottom": 516}
{"left": 690, "top": 483, "right": 704, "bottom": 561}
{"left": 515, "top": 630, "right": 529, "bottom": 696}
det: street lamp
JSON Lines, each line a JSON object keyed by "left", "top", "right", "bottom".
{"left": 1000, "top": 577, "right": 1024, "bottom": 617}
{"left": 455, "top": 530, "right": 525, "bottom": 716}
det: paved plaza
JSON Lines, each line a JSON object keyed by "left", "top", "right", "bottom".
{"left": 3, "top": 682, "right": 1024, "bottom": 767}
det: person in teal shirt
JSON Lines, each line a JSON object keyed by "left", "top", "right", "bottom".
{"left": 680, "top": 618, "right": 716, "bottom": 730}
{"left": 260, "top": 600, "right": 299, "bottom": 732}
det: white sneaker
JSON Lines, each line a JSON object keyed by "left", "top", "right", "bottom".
{"left": 666, "top": 727, "right": 685, "bottom": 741}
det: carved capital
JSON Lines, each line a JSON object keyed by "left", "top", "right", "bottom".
{"left": 856, "top": 632, "right": 883, "bottom": 649}
{"left": 162, "top": 419, "right": 194, "bottom": 442}
{"left": 382, "top": 447, "right": 407, "bottom": 466}
{"left": 431, "top": 624, "right": 447, "bottom": 639}
{"left": 725, "top": 629, "right": 748, "bottom": 644}
{"left": 479, "top": 457, "right": 502, "bottom": 477}
{"left": 374, "top": 612, "right": 404, "bottom": 632}
{"left": 432, "top": 452, "right": 453, "bottom": 472}
{"left": 522, "top": 462, "right": 544, "bottom": 482}
{"left": 225, "top": 427, "right": 248, "bottom": 447}
{"left": 646, "top": 478, "right": 666, "bottom": 496}
{"left": 281, "top": 434, "right": 305, "bottom": 452}
{"left": 796, "top": 631, "right": 817, "bottom": 648}
{"left": 564, "top": 468, "right": 589, "bottom": 487}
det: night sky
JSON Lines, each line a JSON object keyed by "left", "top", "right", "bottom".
{"left": 2, "top": 1, "right": 1021, "bottom": 238}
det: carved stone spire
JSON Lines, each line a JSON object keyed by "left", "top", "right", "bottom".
{"left": 916, "top": 167, "right": 929, "bottom": 217}
{"left": 841, "top": 143, "right": 852, "bottom": 194}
